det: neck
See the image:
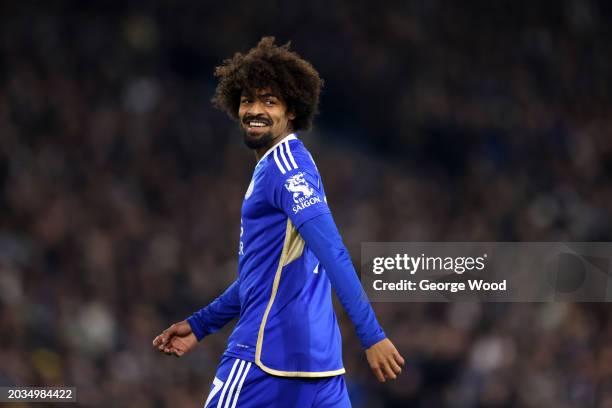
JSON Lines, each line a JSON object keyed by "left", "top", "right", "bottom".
{"left": 254, "top": 130, "right": 293, "bottom": 161}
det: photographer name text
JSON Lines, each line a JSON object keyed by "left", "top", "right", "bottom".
{"left": 373, "top": 279, "right": 507, "bottom": 292}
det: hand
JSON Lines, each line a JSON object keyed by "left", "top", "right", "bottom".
{"left": 152, "top": 320, "right": 198, "bottom": 357}
{"left": 365, "top": 338, "right": 405, "bottom": 382}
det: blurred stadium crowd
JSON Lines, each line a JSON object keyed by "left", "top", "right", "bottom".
{"left": 2, "top": 1, "right": 612, "bottom": 407}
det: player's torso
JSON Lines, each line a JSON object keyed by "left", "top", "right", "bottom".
{"left": 237, "top": 158, "right": 286, "bottom": 310}
{"left": 225, "top": 137, "right": 344, "bottom": 376}
{"left": 237, "top": 139, "right": 328, "bottom": 297}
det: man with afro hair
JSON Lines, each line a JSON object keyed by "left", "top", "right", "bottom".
{"left": 154, "top": 37, "right": 404, "bottom": 408}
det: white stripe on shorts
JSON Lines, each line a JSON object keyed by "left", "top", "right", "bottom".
{"left": 217, "top": 359, "right": 240, "bottom": 408}
{"left": 204, "top": 377, "right": 223, "bottom": 408}
{"left": 230, "top": 362, "right": 252, "bottom": 408}
{"left": 224, "top": 360, "right": 245, "bottom": 408}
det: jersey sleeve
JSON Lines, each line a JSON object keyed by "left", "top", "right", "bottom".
{"left": 265, "top": 143, "right": 331, "bottom": 228}
{"left": 298, "top": 213, "right": 387, "bottom": 349}
{"left": 186, "top": 278, "right": 241, "bottom": 341}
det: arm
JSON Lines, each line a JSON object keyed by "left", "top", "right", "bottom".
{"left": 187, "top": 278, "right": 241, "bottom": 341}
{"left": 153, "top": 279, "right": 241, "bottom": 357}
{"left": 299, "top": 213, "right": 405, "bottom": 381}
{"left": 298, "top": 214, "right": 384, "bottom": 348}
{"left": 265, "top": 144, "right": 404, "bottom": 380}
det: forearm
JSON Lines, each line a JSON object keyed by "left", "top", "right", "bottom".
{"left": 298, "top": 213, "right": 386, "bottom": 348}
{"left": 187, "top": 279, "right": 241, "bottom": 341}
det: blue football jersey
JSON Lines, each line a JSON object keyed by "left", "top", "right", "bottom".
{"left": 188, "top": 133, "right": 386, "bottom": 377}
{"left": 224, "top": 133, "right": 345, "bottom": 377}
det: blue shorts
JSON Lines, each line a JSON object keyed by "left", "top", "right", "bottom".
{"left": 203, "top": 356, "right": 351, "bottom": 408}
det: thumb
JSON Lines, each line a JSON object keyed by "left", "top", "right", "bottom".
{"left": 174, "top": 320, "right": 193, "bottom": 336}
{"left": 160, "top": 325, "right": 179, "bottom": 345}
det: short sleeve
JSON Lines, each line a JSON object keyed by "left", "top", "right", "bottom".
{"left": 266, "top": 143, "right": 331, "bottom": 228}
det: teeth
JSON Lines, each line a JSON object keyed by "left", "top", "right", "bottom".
{"left": 249, "top": 121, "right": 267, "bottom": 127}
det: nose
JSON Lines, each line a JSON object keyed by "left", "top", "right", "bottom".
{"left": 246, "top": 100, "right": 265, "bottom": 116}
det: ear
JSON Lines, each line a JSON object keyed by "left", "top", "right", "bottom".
{"left": 287, "top": 109, "right": 296, "bottom": 121}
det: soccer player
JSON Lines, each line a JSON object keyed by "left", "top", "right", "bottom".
{"left": 153, "top": 37, "right": 404, "bottom": 407}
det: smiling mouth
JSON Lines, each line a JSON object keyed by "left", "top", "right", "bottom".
{"left": 244, "top": 117, "right": 272, "bottom": 132}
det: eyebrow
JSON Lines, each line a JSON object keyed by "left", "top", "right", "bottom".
{"left": 257, "top": 93, "right": 278, "bottom": 99}
{"left": 241, "top": 93, "right": 278, "bottom": 99}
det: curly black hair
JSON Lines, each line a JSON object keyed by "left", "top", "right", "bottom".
{"left": 212, "top": 36, "right": 324, "bottom": 132}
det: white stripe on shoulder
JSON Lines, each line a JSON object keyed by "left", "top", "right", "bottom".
{"left": 224, "top": 360, "right": 245, "bottom": 408}
{"left": 230, "top": 362, "right": 252, "bottom": 408}
{"left": 284, "top": 140, "right": 298, "bottom": 169}
{"left": 217, "top": 359, "right": 240, "bottom": 408}
{"left": 278, "top": 143, "right": 292, "bottom": 172}
{"left": 273, "top": 149, "right": 286, "bottom": 174}
{"left": 255, "top": 133, "right": 298, "bottom": 166}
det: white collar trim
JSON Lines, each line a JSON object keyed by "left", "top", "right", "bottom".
{"left": 257, "top": 133, "right": 297, "bottom": 165}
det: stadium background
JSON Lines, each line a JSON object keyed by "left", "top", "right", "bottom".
{"left": 2, "top": 1, "right": 612, "bottom": 407}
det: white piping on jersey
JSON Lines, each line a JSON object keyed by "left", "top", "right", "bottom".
{"left": 278, "top": 143, "right": 293, "bottom": 172}
{"left": 257, "top": 133, "right": 297, "bottom": 164}
{"left": 284, "top": 139, "right": 299, "bottom": 169}
{"left": 273, "top": 149, "right": 286, "bottom": 175}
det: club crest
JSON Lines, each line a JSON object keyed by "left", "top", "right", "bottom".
{"left": 284, "top": 172, "right": 314, "bottom": 203}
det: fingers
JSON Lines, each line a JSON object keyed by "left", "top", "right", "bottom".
{"left": 158, "top": 336, "right": 190, "bottom": 358}
{"left": 164, "top": 349, "right": 180, "bottom": 357}
{"left": 153, "top": 333, "right": 168, "bottom": 348}
{"left": 153, "top": 323, "right": 194, "bottom": 359}
{"left": 394, "top": 351, "right": 405, "bottom": 367}
{"left": 153, "top": 325, "right": 178, "bottom": 350}
{"left": 389, "top": 358, "right": 402, "bottom": 376}
{"left": 372, "top": 366, "right": 386, "bottom": 383}
{"left": 369, "top": 352, "right": 405, "bottom": 382}
{"left": 381, "top": 362, "right": 397, "bottom": 380}
{"left": 153, "top": 334, "right": 169, "bottom": 347}
{"left": 366, "top": 339, "right": 405, "bottom": 382}
{"left": 161, "top": 343, "right": 182, "bottom": 357}
{"left": 157, "top": 336, "right": 170, "bottom": 352}
{"left": 372, "top": 363, "right": 396, "bottom": 382}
